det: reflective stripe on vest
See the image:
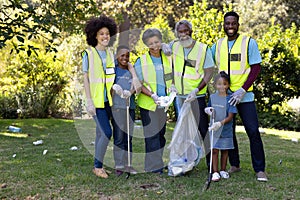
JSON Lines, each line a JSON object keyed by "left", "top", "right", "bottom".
{"left": 215, "top": 35, "right": 252, "bottom": 92}
{"left": 172, "top": 41, "right": 207, "bottom": 95}
{"left": 85, "top": 47, "right": 115, "bottom": 108}
{"left": 137, "top": 52, "right": 173, "bottom": 111}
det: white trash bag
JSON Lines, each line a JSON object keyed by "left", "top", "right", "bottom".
{"left": 168, "top": 102, "right": 205, "bottom": 176}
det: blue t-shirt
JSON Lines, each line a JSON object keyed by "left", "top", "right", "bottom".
{"left": 112, "top": 64, "right": 135, "bottom": 109}
{"left": 134, "top": 54, "right": 166, "bottom": 97}
{"left": 82, "top": 50, "right": 108, "bottom": 102}
{"left": 211, "top": 37, "right": 262, "bottom": 102}
{"left": 208, "top": 93, "right": 237, "bottom": 149}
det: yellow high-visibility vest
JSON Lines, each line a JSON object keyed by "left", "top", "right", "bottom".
{"left": 137, "top": 51, "right": 173, "bottom": 111}
{"left": 215, "top": 35, "right": 252, "bottom": 92}
{"left": 84, "top": 47, "right": 115, "bottom": 108}
{"left": 172, "top": 41, "right": 208, "bottom": 95}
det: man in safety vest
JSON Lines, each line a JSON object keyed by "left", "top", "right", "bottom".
{"left": 171, "top": 20, "right": 215, "bottom": 169}
{"left": 211, "top": 11, "right": 267, "bottom": 182}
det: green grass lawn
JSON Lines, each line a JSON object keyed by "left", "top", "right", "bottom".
{"left": 0, "top": 118, "right": 299, "bottom": 199}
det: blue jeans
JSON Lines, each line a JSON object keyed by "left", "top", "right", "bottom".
{"left": 111, "top": 108, "right": 135, "bottom": 169}
{"left": 140, "top": 107, "right": 167, "bottom": 172}
{"left": 228, "top": 101, "right": 266, "bottom": 172}
{"left": 94, "top": 102, "right": 113, "bottom": 168}
{"left": 175, "top": 97, "right": 210, "bottom": 167}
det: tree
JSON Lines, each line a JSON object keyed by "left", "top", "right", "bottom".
{"left": 2, "top": 51, "right": 68, "bottom": 117}
{"left": 207, "top": 0, "right": 300, "bottom": 37}
{"left": 98, "top": 0, "right": 193, "bottom": 47}
{"left": 256, "top": 22, "right": 300, "bottom": 112}
{"left": 189, "top": 0, "right": 229, "bottom": 46}
{"left": 0, "top": 0, "right": 99, "bottom": 54}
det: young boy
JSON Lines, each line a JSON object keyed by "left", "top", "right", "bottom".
{"left": 111, "top": 45, "right": 137, "bottom": 176}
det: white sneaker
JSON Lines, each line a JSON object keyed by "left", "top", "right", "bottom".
{"left": 256, "top": 171, "right": 268, "bottom": 182}
{"left": 212, "top": 172, "right": 220, "bottom": 182}
{"left": 220, "top": 171, "right": 230, "bottom": 179}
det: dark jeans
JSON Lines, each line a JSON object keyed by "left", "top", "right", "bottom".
{"left": 111, "top": 108, "right": 135, "bottom": 168}
{"left": 140, "top": 107, "right": 167, "bottom": 172}
{"left": 175, "top": 97, "right": 210, "bottom": 167}
{"left": 228, "top": 101, "right": 266, "bottom": 172}
{"left": 94, "top": 102, "right": 113, "bottom": 168}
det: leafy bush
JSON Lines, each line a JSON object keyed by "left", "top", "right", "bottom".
{"left": 258, "top": 109, "right": 299, "bottom": 131}
{"left": 0, "top": 41, "right": 68, "bottom": 118}
{"left": 0, "top": 95, "right": 18, "bottom": 119}
{"left": 256, "top": 22, "right": 300, "bottom": 112}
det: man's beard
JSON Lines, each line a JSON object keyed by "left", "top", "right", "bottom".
{"left": 179, "top": 36, "right": 193, "bottom": 48}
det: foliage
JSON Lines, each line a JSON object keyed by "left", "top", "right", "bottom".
{"left": 207, "top": 0, "right": 300, "bottom": 37}
{"left": 189, "top": 0, "right": 229, "bottom": 46}
{"left": 0, "top": 95, "right": 19, "bottom": 119}
{"left": 258, "top": 107, "right": 300, "bottom": 131}
{"left": 0, "top": 41, "right": 69, "bottom": 118}
{"left": 99, "top": 0, "right": 191, "bottom": 28}
{"left": 0, "top": 0, "right": 99, "bottom": 54}
{"left": 232, "top": 0, "right": 289, "bottom": 37}
{"left": 255, "top": 22, "right": 300, "bottom": 112}
{"left": 49, "top": 35, "right": 87, "bottom": 118}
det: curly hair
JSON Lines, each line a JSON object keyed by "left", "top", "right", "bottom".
{"left": 84, "top": 15, "right": 118, "bottom": 47}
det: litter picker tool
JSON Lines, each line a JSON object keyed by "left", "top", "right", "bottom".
{"left": 203, "top": 108, "right": 215, "bottom": 191}
{"left": 125, "top": 96, "right": 131, "bottom": 179}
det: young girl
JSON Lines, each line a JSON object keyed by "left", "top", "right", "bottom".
{"left": 82, "top": 15, "right": 117, "bottom": 178}
{"left": 205, "top": 71, "right": 237, "bottom": 181}
{"left": 111, "top": 45, "right": 137, "bottom": 176}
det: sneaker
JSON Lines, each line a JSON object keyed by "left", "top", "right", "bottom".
{"left": 256, "top": 171, "right": 268, "bottom": 182}
{"left": 212, "top": 172, "right": 220, "bottom": 182}
{"left": 125, "top": 166, "right": 137, "bottom": 175}
{"left": 93, "top": 168, "right": 108, "bottom": 178}
{"left": 220, "top": 171, "right": 230, "bottom": 179}
{"left": 228, "top": 166, "right": 241, "bottom": 173}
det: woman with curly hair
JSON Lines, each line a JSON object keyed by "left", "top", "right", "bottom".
{"left": 82, "top": 15, "right": 118, "bottom": 178}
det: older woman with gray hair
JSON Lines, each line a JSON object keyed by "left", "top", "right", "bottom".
{"left": 134, "top": 28, "right": 174, "bottom": 174}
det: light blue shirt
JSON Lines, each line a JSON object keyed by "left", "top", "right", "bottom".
{"left": 134, "top": 55, "right": 166, "bottom": 97}
{"left": 211, "top": 38, "right": 262, "bottom": 102}
{"left": 82, "top": 50, "right": 108, "bottom": 102}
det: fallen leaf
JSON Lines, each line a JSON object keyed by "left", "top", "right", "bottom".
{"left": 156, "top": 190, "right": 164, "bottom": 195}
